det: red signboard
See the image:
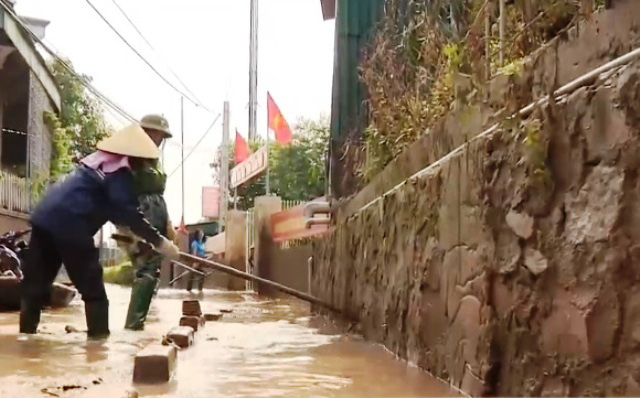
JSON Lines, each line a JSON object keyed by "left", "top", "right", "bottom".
{"left": 270, "top": 203, "right": 329, "bottom": 243}
{"left": 230, "top": 146, "right": 267, "bottom": 189}
{"left": 202, "top": 186, "right": 220, "bottom": 218}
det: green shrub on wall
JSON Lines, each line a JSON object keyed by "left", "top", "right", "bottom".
{"left": 355, "top": 0, "right": 606, "bottom": 183}
{"left": 44, "top": 111, "right": 73, "bottom": 180}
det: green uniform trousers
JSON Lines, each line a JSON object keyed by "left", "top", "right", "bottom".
{"left": 124, "top": 194, "right": 168, "bottom": 330}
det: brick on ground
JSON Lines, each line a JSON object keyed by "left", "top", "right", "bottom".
{"left": 182, "top": 300, "right": 202, "bottom": 316}
{"left": 166, "top": 326, "right": 194, "bottom": 349}
{"left": 180, "top": 315, "right": 205, "bottom": 331}
{"left": 133, "top": 344, "right": 177, "bottom": 384}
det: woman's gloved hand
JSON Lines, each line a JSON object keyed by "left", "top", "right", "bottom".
{"left": 166, "top": 221, "right": 177, "bottom": 243}
{"left": 157, "top": 237, "right": 180, "bottom": 260}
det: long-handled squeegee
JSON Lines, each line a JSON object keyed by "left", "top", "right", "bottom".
{"left": 111, "top": 234, "right": 340, "bottom": 313}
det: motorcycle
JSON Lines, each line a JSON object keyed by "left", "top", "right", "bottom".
{"left": 0, "top": 229, "right": 29, "bottom": 279}
{"left": 0, "top": 229, "right": 77, "bottom": 311}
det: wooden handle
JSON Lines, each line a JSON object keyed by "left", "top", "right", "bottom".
{"left": 111, "top": 234, "right": 340, "bottom": 313}
{"left": 180, "top": 252, "right": 340, "bottom": 314}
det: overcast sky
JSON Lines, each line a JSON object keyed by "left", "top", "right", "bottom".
{"left": 16, "top": 0, "right": 334, "bottom": 225}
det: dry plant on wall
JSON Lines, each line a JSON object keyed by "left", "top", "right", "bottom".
{"left": 355, "top": 0, "right": 605, "bottom": 183}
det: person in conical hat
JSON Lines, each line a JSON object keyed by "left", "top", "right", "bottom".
{"left": 121, "top": 114, "right": 175, "bottom": 330}
{"left": 21, "top": 124, "right": 180, "bottom": 339}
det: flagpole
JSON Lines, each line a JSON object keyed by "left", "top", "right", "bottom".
{"left": 220, "top": 101, "right": 230, "bottom": 231}
{"left": 265, "top": 102, "right": 270, "bottom": 196}
{"left": 181, "top": 96, "right": 185, "bottom": 226}
{"left": 249, "top": 0, "right": 259, "bottom": 141}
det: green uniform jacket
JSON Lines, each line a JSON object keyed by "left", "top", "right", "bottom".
{"left": 117, "top": 159, "right": 170, "bottom": 265}
{"left": 132, "top": 159, "right": 169, "bottom": 238}
{"left": 132, "top": 159, "right": 167, "bottom": 197}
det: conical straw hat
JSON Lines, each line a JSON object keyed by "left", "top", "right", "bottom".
{"left": 97, "top": 124, "right": 159, "bottom": 159}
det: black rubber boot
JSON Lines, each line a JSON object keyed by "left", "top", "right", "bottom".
{"left": 85, "top": 300, "right": 110, "bottom": 339}
{"left": 19, "top": 300, "right": 42, "bottom": 334}
{"left": 124, "top": 274, "right": 158, "bottom": 331}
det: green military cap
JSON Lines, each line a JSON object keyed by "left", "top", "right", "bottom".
{"left": 140, "top": 114, "right": 172, "bottom": 138}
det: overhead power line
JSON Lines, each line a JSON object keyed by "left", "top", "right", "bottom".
{"left": 109, "top": 0, "right": 204, "bottom": 106}
{"left": 102, "top": 100, "right": 131, "bottom": 126}
{"left": 0, "top": 0, "right": 136, "bottom": 122}
{"left": 165, "top": 140, "right": 216, "bottom": 151}
{"left": 1, "top": 0, "right": 225, "bottom": 179}
{"left": 84, "top": 0, "right": 214, "bottom": 114}
{"left": 168, "top": 114, "right": 222, "bottom": 179}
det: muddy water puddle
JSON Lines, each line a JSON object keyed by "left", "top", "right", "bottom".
{"left": 0, "top": 284, "right": 457, "bottom": 397}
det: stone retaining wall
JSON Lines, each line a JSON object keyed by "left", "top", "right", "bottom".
{"left": 313, "top": 3, "right": 640, "bottom": 396}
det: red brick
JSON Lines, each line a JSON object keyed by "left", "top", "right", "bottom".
{"left": 182, "top": 300, "right": 202, "bottom": 316}
{"left": 166, "top": 326, "right": 194, "bottom": 349}
{"left": 133, "top": 344, "right": 176, "bottom": 384}
{"left": 180, "top": 315, "right": 204, "bottom": 331}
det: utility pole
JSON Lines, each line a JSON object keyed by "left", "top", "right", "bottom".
{"left": 219, "top": 101, "right": 230, "bottom": 231}
{"left": 265, "top": 125, "right": 270, "bottom": 195}
{"left": 248, "top": 0, "right": 258, "bottom": 141}
{"left": 181, "top": 96, "right": 185, "bottom": 226}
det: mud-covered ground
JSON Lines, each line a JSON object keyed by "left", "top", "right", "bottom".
{"left": 0, "top": 284, "right": 456, "bottom": 397}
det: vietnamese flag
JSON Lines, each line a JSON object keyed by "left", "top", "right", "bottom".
{"left": 267, "top": 92, "right": 292, "bottom": 144}
{"left": 177, "top": 216, "right": 188, "bottom": 234}
{"left": 234, "top": 130, "right": 250, "bottom": 163}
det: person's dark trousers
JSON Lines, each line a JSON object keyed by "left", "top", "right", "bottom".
{"left": 20, "top": 227, "right": 109, "bottom": 338}
{"left": 186, "top": 264, "right": 204, "bottom": 292}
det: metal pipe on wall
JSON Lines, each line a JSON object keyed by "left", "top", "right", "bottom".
{"left": 499, "top": 0, "right": 505, "bottom": 65}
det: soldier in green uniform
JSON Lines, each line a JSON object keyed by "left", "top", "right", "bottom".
{"left": 122, "top": 114, "right": 176, "bottom": 330}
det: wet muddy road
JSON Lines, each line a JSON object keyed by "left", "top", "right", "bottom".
{"left": 0, "top": 285, "right": 457, "bottom": 397}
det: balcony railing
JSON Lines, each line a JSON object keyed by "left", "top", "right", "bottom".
{"left": 0, "top": 173, "right": 31, "bottom": 214}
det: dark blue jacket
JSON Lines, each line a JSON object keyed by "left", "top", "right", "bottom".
{"left": 31, "top": 165, "right": 163, "bottom": 247}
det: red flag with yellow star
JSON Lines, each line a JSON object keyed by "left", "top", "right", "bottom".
{"left": 267, "top": 92, "right": 292, "bottom": 144}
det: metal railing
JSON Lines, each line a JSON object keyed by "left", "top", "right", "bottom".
{"left": 0, "top": 173, "right": 30, "bottom": 214}
{"left": 99, "top": 247, "right": 126, "bottom": 267}
{"left": 282, "top": 200, "right": 304, "bottom": 210}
